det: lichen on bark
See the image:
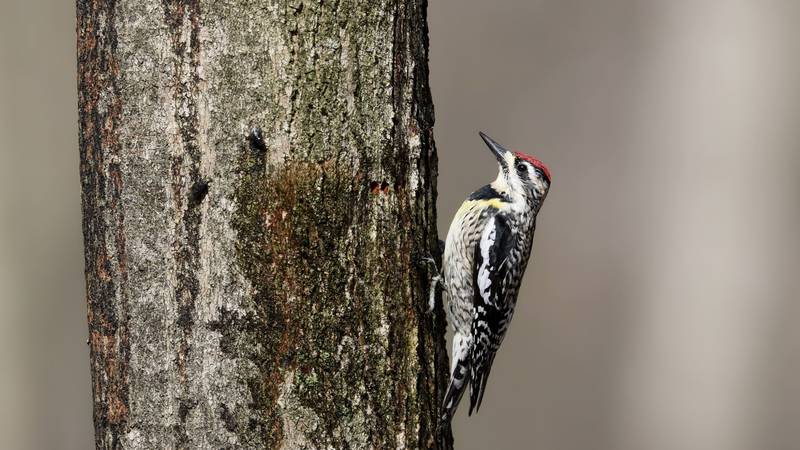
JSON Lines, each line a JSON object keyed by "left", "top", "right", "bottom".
{"left": 78, "top": 0, "right": 450, "bottom": 448}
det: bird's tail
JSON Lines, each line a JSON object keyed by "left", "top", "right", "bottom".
{"left": 468, "top": 351, "right": 497, "bottom": 415}
{"left": 440, "top": 356, "right": 470, "bottom": 425}
{"left": 439, "top": 332, "right": 471, "bottom": 425}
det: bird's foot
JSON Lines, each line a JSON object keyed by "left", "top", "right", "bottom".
{"left": 418, "top": 255, "right": 444, "bottom": 313}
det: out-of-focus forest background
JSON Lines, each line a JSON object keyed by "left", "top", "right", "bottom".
{"left": 1, "top": 1, "right": 798, "bottom": 449}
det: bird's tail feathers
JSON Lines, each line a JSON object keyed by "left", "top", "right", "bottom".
{"left": 440, "top": 356, "right": 470, "bottom": 425}
{"left": 440, "top": 333, "right": 472, "bottom": 426}
{"left": 468, "top": 351, "right": 497, "bottom": 415}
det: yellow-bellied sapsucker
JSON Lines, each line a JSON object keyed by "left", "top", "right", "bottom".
{"left": 439, "top": 132, "right": 551, "bottom": 424}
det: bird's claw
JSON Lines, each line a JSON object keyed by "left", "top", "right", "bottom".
{"left": 418, "top": 255, "right": 443, "bottom": 313}
{"left": 419, "top": 256, "right": 441, "bottom": 274}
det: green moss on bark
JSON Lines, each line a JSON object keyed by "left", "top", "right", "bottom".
{"left": 231, "top": 145, "right": 424, "bottom": 447}
{"left": 80, "top": 0, "right": 450, "bottom": 447}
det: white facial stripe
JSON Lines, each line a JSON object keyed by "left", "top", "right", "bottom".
{"left": 493, "top": 154, "right": 550, "bottom": 208}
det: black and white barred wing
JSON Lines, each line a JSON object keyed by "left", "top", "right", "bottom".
{"left": 468, "top": 213, "right": 517, "bottom": 415}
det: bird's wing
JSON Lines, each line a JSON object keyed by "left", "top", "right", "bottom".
{"left": 468, "top": 212, "right": 516, "bottom": 415}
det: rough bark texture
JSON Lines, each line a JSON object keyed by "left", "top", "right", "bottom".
{"left": 77, "top": 0, "right": 451, "bottom": 448}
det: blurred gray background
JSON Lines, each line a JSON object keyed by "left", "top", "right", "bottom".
{"left": 1, "top": 0, "right": 799, "bottom": 449}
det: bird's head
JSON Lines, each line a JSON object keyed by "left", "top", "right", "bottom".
{"left": 480, "top": 132, "right": 551, "bottom": 207}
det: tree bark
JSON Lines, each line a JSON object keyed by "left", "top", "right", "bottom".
{"left": 77, "top": 0, "right": 450, "bottom": 448}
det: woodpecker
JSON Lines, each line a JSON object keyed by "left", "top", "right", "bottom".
{"left": 439, "top": 132, "right": 551, "bottom": 424}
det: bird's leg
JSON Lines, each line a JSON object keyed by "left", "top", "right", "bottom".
{"left": 420, "top": 256, "right": 444, "bottom": 313}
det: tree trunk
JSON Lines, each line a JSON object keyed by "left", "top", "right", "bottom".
{"left": 77, "top": 0, "right": 451, "bottom": 448}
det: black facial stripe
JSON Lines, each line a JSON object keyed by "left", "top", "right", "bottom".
{"left": 514, "top": 160, "right": 531, "bottom": 180}
{"left": 535, "top": 168, "right": 550, "bottom": 184}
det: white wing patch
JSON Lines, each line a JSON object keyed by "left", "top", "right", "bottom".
{"left": 477, "top": 218, "right": 497, "bottom": 306}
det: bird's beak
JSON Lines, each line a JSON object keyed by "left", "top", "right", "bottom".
{"left": 479, "top": 131, "right": 510, "bottom": 165}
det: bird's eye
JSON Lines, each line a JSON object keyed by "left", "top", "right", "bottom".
{"left": 516, "top": 163, "right": 527, "bottom": 172}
